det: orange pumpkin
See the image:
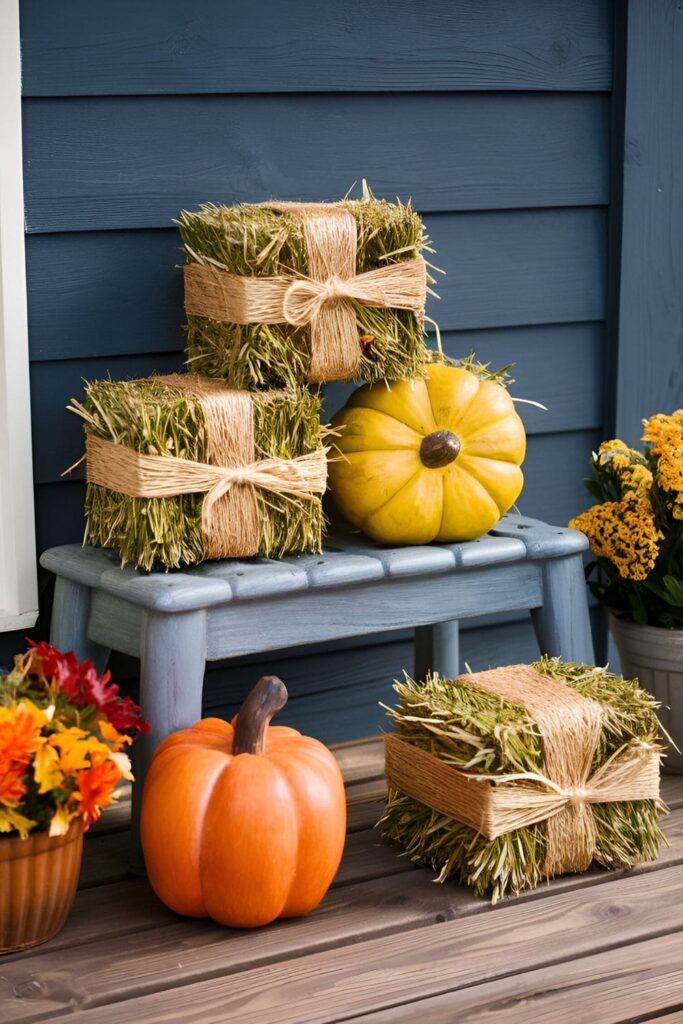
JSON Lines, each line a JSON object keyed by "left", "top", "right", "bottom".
{"left": 140, "top": 677, "right": 346, "bottom": 928}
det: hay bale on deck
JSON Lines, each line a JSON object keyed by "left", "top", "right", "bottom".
{"left": 381, "top": 658, "right": 666, "bottom": 903}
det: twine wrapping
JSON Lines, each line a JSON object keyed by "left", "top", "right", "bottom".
{"left": 85, "top": 375, "right": 327, "bottom": 559}
{"left": 183, "top": 202, "right": 427, "bottom": 383}
{"left": 384, "top": 665, "right": 662, "bottom": 877}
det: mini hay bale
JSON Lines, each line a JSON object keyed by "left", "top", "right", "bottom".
{"left": 381, "top": 659, "right": 666, "bottom": 903}
{"left": 69, "top": 374, "right": 326, "bottom": 571}
{"left": 177, "top": 190, "right": 432, "bottom": 389}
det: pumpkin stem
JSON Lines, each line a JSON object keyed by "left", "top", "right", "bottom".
{"left": 420, "top": 429, "right": 461, "bottom": 469}
{"left": 233, "top": 676, "right": 288, "bottom": 756}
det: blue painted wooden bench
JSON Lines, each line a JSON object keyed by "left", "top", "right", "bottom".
{"left": 40, "top": 513, "right": 593, "bottom": 865}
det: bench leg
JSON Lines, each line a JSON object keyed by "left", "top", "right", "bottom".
{"left": 531, "top": 555, "right": 594, "bottom": 664}
{"left": 130, "top": 608, "right": 207, "bottom": 873}
{"left": 414, "top": 620, "right": 460, "bottom": 680}
{"left": 50, "top": 577, "right": 110, "bottom": 673}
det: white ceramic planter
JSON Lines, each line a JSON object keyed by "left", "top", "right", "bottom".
{"left": 610, "top": 614, "right": 683, "bottom": 773}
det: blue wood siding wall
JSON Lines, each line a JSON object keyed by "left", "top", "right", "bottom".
{"left": 8, "top": 0, "right": 613, "bottom": 741}
{"left": 610, "top": 0, "right": 683, "bottom": 446}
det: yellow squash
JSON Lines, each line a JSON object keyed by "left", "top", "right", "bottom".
{"left": 329, "top": 362, "right": 526, "bottom": 544}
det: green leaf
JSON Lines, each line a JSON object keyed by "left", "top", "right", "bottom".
{"left": 627, "top": 590, "right": 648, "bottom": 624}
{"left": 663, "top": 575, "right": 683, "bottom": 607}
{"left": 584, "top": 479, "right": 604, "bottom": 501}
{"left": 644, "top": 578, "right": 671, "bottom": 602}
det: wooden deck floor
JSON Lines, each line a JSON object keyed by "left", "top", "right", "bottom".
{"left": 3, "top": 737, "right": 683, "bottom": 1023}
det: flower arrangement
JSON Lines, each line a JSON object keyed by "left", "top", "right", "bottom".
{"left": 0, "top": 641, "right": 148, "bottom": 840}
{"left": 570, "top": 410, "right": 683, "bottom": 627}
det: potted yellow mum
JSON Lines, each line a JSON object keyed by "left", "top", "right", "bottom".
{"left": 0, "top": 641, "right": 148, "bottom": 952}
{"left": 570, "top": 410, "right": 683, "bottom": 769}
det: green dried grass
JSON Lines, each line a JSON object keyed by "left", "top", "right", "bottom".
{"left": 71, "top": 376, "right": 325, "bottom": 571}
{"left": 380, "top": 657, "right": 666, "bottom": 903}
{"left": 177, "top": 192, "right": 432, "bottom": 389}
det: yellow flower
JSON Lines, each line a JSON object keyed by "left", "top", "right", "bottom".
{"left": 620, "top": 462, "right": 654, "bottom": 499}
{"left": 15, "top": 700, "right": 49, "bottom": 730}
{"left": 108, "top": 750, "right": 134, "bottom": 782}
{"left": 0, "top": 807, "right": 36, "bottom": 839}
{"left": 596, "top": 438, "right": 653, "bottom": 500}
{"left": 49, "top": 805, "right": 76, "bottom": 838}
{"left": 643, "top": 410, "right": 683, "bottom": 518}
{"left": 642, "top": 410, "right": 683, "bottom": 452}
{"left": 570, "top": 497, "right": 663, "bottom": 581}
{"left": 597, "top": 439, "right": 639, "bottom": 466}
{"left": 98, "top": 718, "right": 131, "bottom": 751}
{"left": 33, "top": 740, "right": 64, "bottom": 794}
{"left": 49, "top": 727, "right": 111, "bottom": 775}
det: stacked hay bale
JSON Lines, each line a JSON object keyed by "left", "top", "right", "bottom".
{"left": 70, "top": 377, "right": 325, "bottom": 570}
{"left": 71, "top": 189, "right": 431, "bottom": 570}
{"left": 178, "top": 192, "right": 431, "bottom": 389}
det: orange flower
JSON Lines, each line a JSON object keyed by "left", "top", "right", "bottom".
{"left": 0, "top": 704, "right": 41, "bottom": 768}
{"left": 75, "top": 759, "right": 121, "bottom": 827}
{"left": 0, "top": 766, "right": 26, "bottom": 807}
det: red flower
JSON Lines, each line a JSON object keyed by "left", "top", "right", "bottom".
{"left": 28, "top": 641, "right": 81, "bottom": 698}
{"left": 27, "top": 640, "right": 150, "bottom": 734}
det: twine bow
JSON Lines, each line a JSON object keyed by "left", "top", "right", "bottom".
{"left": 86, "top": 436, "right": 327, "bottom": 540}
{"left": 183, "top": 203, "right": 427, "bottom": 383}
{"left": 384, "top": 665, "right": 663, "bottom": 878}
{"left": 280, "top": 262, "right": 427, "bottom": 328}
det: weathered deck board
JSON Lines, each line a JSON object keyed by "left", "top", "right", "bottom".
{"left": 3, "top": 739, "right": 681, "bottom": 1024}
{"left": 349, "top": 932, "right": 683, "bottom": 1023}
{"left": 15, "top": 864, "right": 683, "bottom": 1024}
{"left": 5, "top": 814, "right": 683, "bottom": 1022}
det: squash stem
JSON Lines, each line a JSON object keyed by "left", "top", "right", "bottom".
{"left": 233, "top": 676, "right": 289, "bottom": 756}
{"left": 420, "top": 430, "right": 461, "bottom": 469}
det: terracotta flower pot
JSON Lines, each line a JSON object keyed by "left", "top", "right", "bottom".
{"left": 610, "top": 613, "right": 683, "bottom": 774}
{"left": 0, "top": 819, "right": 83, "bottom": 954}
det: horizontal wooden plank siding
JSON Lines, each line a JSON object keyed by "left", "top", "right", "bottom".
{"left": 19, "top": 0, "right": 612, "bottom": 95}
{"left": 15, "top": 0, "right": 613, "bottom": 739}
{"left": 26, "top": 210, "right": 607, "bottom": 361}
{"left": 612, "top": 0, "right": 683, "bottom": 446}
{"left": 22, "top": 93, "right": 609, "bottom": 232}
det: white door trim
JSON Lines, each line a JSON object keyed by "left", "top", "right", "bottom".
{"left": 0, "top": 0, "right": 39, "bottom": 631}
